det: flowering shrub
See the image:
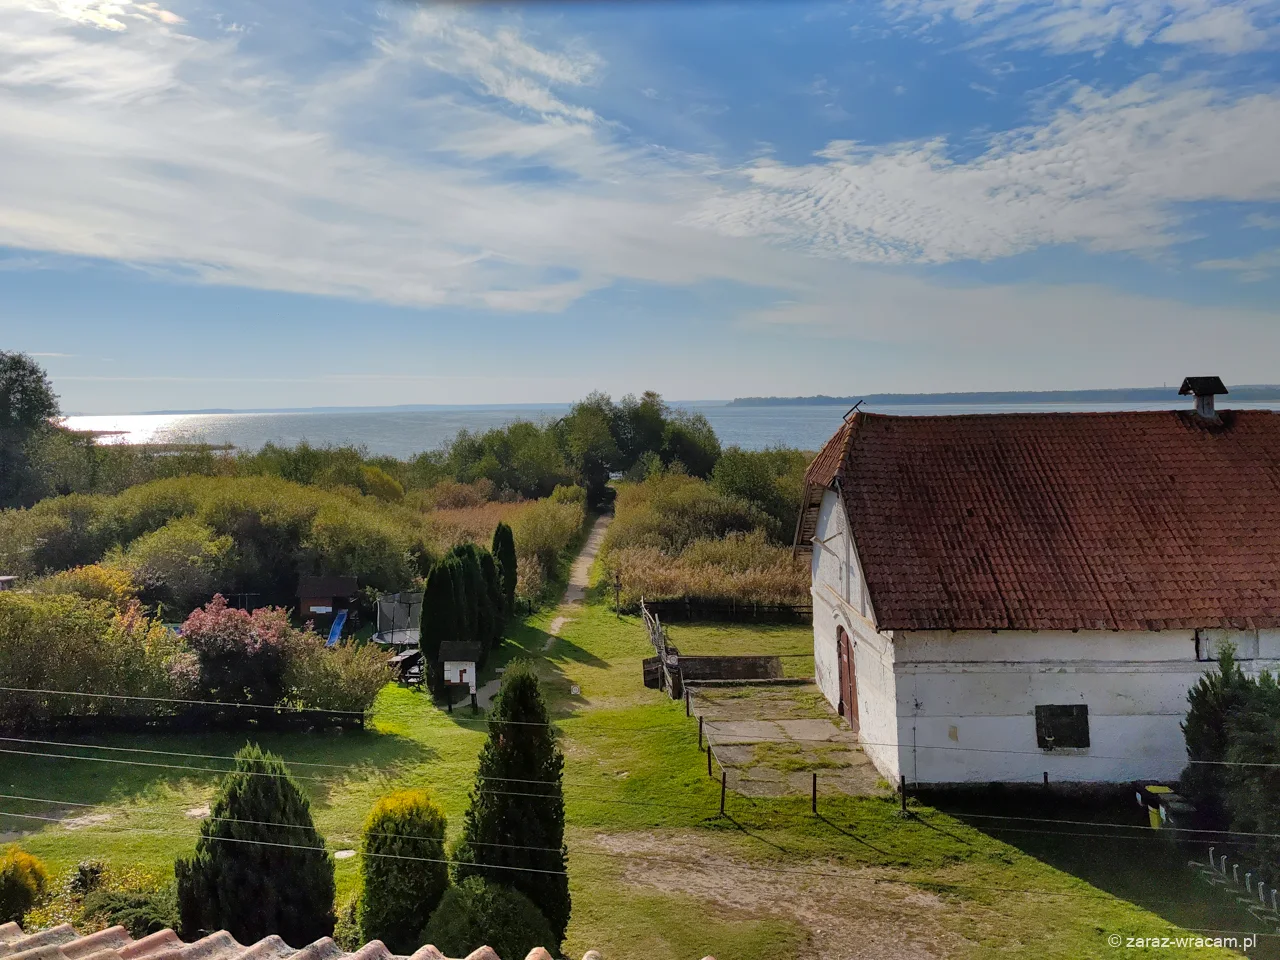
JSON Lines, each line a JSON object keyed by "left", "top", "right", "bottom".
{"left": 180, "top": 595, "right": 293, "bottom": 705}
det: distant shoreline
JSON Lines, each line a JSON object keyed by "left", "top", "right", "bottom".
{"left": 729, "top": 385, "right": 1280, "bottom": 407}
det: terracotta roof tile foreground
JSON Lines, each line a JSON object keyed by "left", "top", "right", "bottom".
{"left": 0, "top": 923, "right": 710, "bottom": 960}
{"left": 800, "top": 409, "right": 1280, "bottom": 632}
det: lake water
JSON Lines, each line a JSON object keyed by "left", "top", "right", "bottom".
{"left": 63, "top": 401, "right": 1280, "bottom": 458}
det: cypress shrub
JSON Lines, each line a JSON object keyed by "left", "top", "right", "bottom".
{"left": 492, "top": 523, "right": 517, "bottom": 616}
{"left": 421, "top": 877, "right": 553, "bottom": 960}
{"left": 420, "top": 559, "right": 461, "bottom": 685}
{"left": 175, "top": 744, "right": 335, "bottom": 946}
{"left": 479, "top": 551, "right": 505, "bottom": 646}
{"left": 357, "top": 790, "right": 448, "bottom": 953}
{"left": 1182, "top": 646, "right": 1252, "bottom": 825}
{"left": 453, "top": 662, "right": 569, "bottom": 947}
{"left": 0, "top": 847, "right": 48, "bottom": 924}
{"left": 447, "top": 544, "right": 485, "bottom": 651}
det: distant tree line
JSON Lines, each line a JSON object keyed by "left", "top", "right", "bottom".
{"left": 1, "top": 353, "right": 726, "bottom": 512}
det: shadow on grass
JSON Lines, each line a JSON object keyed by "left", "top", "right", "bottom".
{"left": 0, "top": 723, "right": 437, "bottom": 823}
{"left": 929, "top": 790, "right": 1280, "bottom": 955}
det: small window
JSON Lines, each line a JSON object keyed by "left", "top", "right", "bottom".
{"left": 1035, "top": 704, "right": 1089, "bottom": 750}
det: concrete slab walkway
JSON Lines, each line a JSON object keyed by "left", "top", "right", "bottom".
{"left": 691, "top": 683, "right": 887, "bottom": 798}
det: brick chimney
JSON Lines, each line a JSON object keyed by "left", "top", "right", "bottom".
{"left": 1179, "top": 376, "right": 1228, "bottom": 422}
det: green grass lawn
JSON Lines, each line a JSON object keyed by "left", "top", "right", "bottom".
{"left": 1, "top": 585, "right": 1259, "bottom": 959}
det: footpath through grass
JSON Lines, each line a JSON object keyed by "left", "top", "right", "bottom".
{"left": 0, "top": 577, "right": 1253, "bottom": 958}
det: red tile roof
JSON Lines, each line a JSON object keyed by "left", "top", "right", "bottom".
{"left": 0, "top": 923, "right": 591, "bottom": 960}
{"left": 799, "top": 409, "right": 1280, "bottom": 631}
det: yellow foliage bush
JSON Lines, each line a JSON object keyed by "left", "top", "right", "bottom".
{"left": 0, "top": 846, "right": 49, "bottom": 924}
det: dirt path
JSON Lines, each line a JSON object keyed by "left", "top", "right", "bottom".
{"left": 478, "top": 513, "right": 612, "bottom": 707}
{"left": 544, "top": 512, "right": 610, "bottom": 650}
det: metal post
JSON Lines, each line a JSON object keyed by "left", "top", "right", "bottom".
{"left": 900, "top": 774, "right": 907, "bottom": 816}
{"left": 1043, "top": 771, "right": 1048, "bottom": 785}
{"left": 812, "top": 772, "right": 818, "bottom": 814}
{"left": 698, "top": 716, "right": 703, "bottom": 748}
{"left": 707, "top": 744, "right": 712, "bottom": 778}
{"left": 720, "top": 771, "right": 726, "bottom": 816}
{"left": 686, "top": 689, "right": 691, "bottom": 717}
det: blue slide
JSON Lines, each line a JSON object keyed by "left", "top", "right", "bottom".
{"left": 326, "top": 610, "right": 348, "bottom": 647}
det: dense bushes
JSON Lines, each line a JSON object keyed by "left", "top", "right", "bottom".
{"left": 599, "top": 471, "right": 809, "bottom": 608}
{"left": 282, "top": 631, "right": 392, "bottom": 713}
{"left": 1182, "top": 650, "right": 1280, "bottom": 878}
{"left": 453, "top": 662, "right": 569, "bottom": 947}
{"left": 0, "top": 847, "right": 48, "bottom": 924}
{"left": 509, "top": 495, "right": 585, "bottom": 582}
{"left": 180, "top": 597, "right": 291, "bottom": 705}
{"left": 421, "top": 877, "right": 554, "bottom": 960}
{"left": 81, "top": 885, "right": 179, "bottom": 937}
{"left": 0, "top": 591, "right": 386, "bottom": 730}
{"left": 0, "top": 592, "right": 191, "bottom": 729}
{"left": 0, "top": 475, "right": 431, "bottom": 611}
{"left": 357, "top": 791, "right": 448, "bottom": 953}
{"left": 176, "top": 744, "right": 336, "bottom": 946}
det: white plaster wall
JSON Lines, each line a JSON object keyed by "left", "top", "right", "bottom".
{"left": 810, "top": 489, "right": 900, "bottom": 781}
{"left": 894, "top": 629, "right": 1280, "bottom": 784}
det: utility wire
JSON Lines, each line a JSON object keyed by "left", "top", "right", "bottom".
{"left": 0, "top": 805, "right": 1233, "bottom": 909}
{"left": 0, "top": 747, "right": 702, "bottom": 811}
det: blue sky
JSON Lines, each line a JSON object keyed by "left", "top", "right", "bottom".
{"left": 1, "top": 0, "right": 1279, "bottom": 413}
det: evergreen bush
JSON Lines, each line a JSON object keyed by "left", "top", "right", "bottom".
{"left": 491, "top": 523, "right": 517, "bottom": 616}
{"left": 420, "top": 559, "right": 461, "bottom": 686}
{"left": 1182, "top": 645, "right": 1252, "bottom": 824}
{"left": 420, "top": 877, "right": 553, "bottom": 960}
{"left": 0, "top": 846, "right": 48, "bottom": 924}
{"left": 357, "top": 790, "right": 448, "bottom": 954}
{"left": 175, "top": 744, "right": 335, "bottom": 945}
{"left": 479, "top": 551, "right": 505, "bottom": 646}
{"left": 81, "top": 886, "right": 179, "bottom": 938}
{"left": 453, "top": 662, "right": 569, "bottom": 947}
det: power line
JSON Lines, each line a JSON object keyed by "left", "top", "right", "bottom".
{"left": 0, "top": 686, "right": 362, "bottom": 717}
{"left": 0, "top": 747, "right": 702, "bottom": 811}
{"left": 7, "top": 676, "right": 1268, "bottom": 767}
{"left": 0, "top": 805, "right": 1234, "bottom": 910}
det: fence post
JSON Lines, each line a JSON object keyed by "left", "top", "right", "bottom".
{"left": 698, "top": 715, "right": 703, "bottom": 748}
{"left": 686, "top": 688, "right": 691, "bottom": 717}
{"left": 900, "top": 774, "right": 908, "bottom": 816}
{"left": 812, "top": 772, "right": 818, "bottom": 814}
{"left": 707, "top": 744, "right": 713, "bottom": 778}
{"left": 720, "top": 770, "right": 726, "bottom": 816}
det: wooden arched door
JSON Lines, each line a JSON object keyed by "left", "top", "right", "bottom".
{"left": 837, "top": 626, "right": 858, "bottom": 735}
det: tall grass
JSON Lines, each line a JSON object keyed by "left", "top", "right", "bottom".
{"left": 600, "top": 474, "right": 808, "bottom": 607}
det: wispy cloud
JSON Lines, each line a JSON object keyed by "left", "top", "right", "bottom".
{"left": 1197, "top": 247, "right": 1280, "bottom": 280}
{"left": 1246, "top": 212, "right": 1280, "bottom": 229}
{"left": 883, "top": 0, "right": 1279, "bottom": 54}
{"left": 691, "top": 78, "right": 1280, "bottom": 264}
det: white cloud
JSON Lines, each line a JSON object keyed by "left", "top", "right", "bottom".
{"left": 1196, "top": 247, "right": 1280, "bottom": 280}
{"left": 690, "top": 78, "right": 1280, "bottom": 263}
{"left": 884, "top": 0, "right": 1279, "bottom": 54}
{"left": 1246, "top": 212, "right": 1280, "bottom": 229}
{"left": 0, "top": 0, "right": 1276, "bottom": 385}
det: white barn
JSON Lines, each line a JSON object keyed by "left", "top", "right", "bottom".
{"left": 795, "top": 379, "right": 1280, "bottom": 785}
